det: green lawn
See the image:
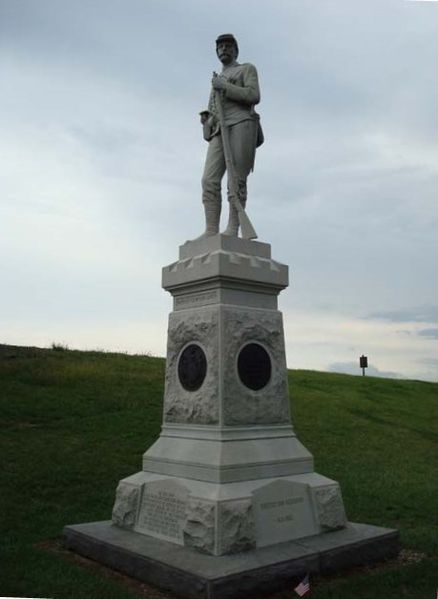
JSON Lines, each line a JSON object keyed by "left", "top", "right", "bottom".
{"left": 1, "top": 344, "right": 437, "bottom": 598}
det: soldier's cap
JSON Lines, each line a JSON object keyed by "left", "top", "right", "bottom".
{"left": 215, "top": 34, "right": 239, "bottom": 56}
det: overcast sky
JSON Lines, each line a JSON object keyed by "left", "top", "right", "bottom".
{"left": 1, "top": 0, "right": 437, "bottom": 381}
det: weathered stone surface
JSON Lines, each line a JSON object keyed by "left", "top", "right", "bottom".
{"left": 314, "top": 486, "right": 347, "bottom": 531}
{"left": 218, "top": 499, "right": 256, "bottom": 555}
{"left": 112, "top": 483, "right": 139, "bottom": 529}
{"left": 222, "top": 307, "right": 290, "bottom": 425}
{"left": 164, "top": 308, "right": 219, "bottom": 424}
{"left": 183, "top": 499, "right": 215, "bottom": 554}
{"left": 183, "top": 498, "right": 256, "bottom": 556}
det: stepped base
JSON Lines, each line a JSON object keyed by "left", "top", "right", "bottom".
{"left": 112, "top": 470, "right": 347, "bottom": 555}
{"left": 64, "top": 520, "right": 399, "bottom": 599}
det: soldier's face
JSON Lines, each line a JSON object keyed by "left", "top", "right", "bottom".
{"left": 217, "top": 41, "right": 237, "bottom": 65}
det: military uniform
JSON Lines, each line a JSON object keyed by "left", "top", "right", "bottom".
{"left": 200, "top": 59, "right": 262, "bottom": 236}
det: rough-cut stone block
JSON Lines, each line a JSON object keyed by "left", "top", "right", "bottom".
{"left": 314, "top": 485, "right": 347, "bottom": 531}
{"left": 164, "top": 308, "right": 219, "bottom": 424}
{"left": 183, "top": 499, "right": 216, "bottom": 554}
{"left": 218, "top": 499, "right": 256, "bottom": 555}
{"left": 221, "top": 306, "right": 290, "bottom": 425}
{"left": 112, "top": 482, "right": 139, "bottom": 529}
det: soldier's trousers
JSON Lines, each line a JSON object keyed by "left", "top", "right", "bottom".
{"left": 201, "top": 119, "right": 257, "bottom": 210}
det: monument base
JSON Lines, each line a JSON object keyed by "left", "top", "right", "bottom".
{"left": 64, "top": 520, "right": 399, "bottom": 599}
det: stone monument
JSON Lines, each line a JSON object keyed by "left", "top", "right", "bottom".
{"left": 64, "top": 34, "right": 398, "bottom": 599}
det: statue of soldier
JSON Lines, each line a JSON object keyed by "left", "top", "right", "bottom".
{"left": 197, "top": 34, "right": 263, "bottom": 239}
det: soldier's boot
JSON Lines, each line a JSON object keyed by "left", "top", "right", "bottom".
{"left": 223, "top": 183, "right": 247, "bottom": 237}
{"left": 192, "top": 200, "right": 221, "bottom": 241}
{"left": 222, "top": 203, "right": 240, "bottom": 237}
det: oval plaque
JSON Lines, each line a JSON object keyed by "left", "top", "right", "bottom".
{"left": 178, "top": 344, "right": 207, "bottom": 391}
{"left": 237, "top": 343, "right": 271, "bottom": 391}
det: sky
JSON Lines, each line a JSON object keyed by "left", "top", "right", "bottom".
{"left": 1, "top": 0, "right": 437, "bottom": 382}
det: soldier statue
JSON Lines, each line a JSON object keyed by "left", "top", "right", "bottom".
{"left": 196, "top": 34, "right": 263, "bottom": 240}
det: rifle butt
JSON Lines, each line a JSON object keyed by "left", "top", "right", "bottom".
{"left": 237, "top": 205, "right": 258, "bottom": 240}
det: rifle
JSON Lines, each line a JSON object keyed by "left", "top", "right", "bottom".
{"left": 213, "top": 76, "right": 258, "bottom": 240}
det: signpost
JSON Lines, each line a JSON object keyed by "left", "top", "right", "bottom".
{"left": 359, "top": 355, "right": 368, "bottom": 376}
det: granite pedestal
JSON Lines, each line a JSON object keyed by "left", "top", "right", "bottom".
{"left": 64, "top": 235, "right": 399, "bottom": 596}
{"left": 64, "top": 521, "right": 399, "bottom": 599}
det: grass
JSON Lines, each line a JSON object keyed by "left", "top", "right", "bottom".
{"left": 0, "top": 343, "right": 437, "bottom": 598}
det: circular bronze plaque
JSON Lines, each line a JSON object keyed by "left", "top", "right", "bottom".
{"left": 178, "top": 344, "right": 207, "bottom": 391}
{"left": 237, "top": 343, "right": 271, "bottom": 391}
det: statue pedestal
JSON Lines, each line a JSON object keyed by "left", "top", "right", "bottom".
{"left": 111, "top": 235, "right": 347, "bottom": 554}
{"left": 64, "top": 235, "right": 399, "bottom": 596}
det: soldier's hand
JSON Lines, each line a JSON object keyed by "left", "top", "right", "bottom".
{"left": 211, "top": 75, "right": 227, "bottom": 91}
{"left": 199, "top": 111, "right": 209, "bottom": 124}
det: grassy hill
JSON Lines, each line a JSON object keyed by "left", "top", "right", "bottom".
{"left": 0, "top": 344, "right": 437, "bottom": 599}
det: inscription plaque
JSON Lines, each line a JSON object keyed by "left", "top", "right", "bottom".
{"left": 135, "top": 479, "right": 189, "bottom": 544}
{"left": 174, "top": 290, "right": 218, "bottom": 308}
{"left": 238, "top": 343, "right": 271, "bottom": 391}
{"left": 178, "top": 344, "right": 207, "bottom": 391}
{"left": 253, "top": 480, "right": 318, "bottom": 546}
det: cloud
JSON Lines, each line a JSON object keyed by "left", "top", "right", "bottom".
{"left": 417, "top": 328, "right": 438, "bottom": 339}
{"left": 365, "top": 306, "right": 438, "bottom": 324}
{"left": 421, "top": 358, "right": 438, "bottom": 366}
{"left": 1, "top": 0, "right": 438, "bottom": 383}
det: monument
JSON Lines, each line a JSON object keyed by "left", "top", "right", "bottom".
{"left": 64, "top": 34, "right": 399, "bottom": 598}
